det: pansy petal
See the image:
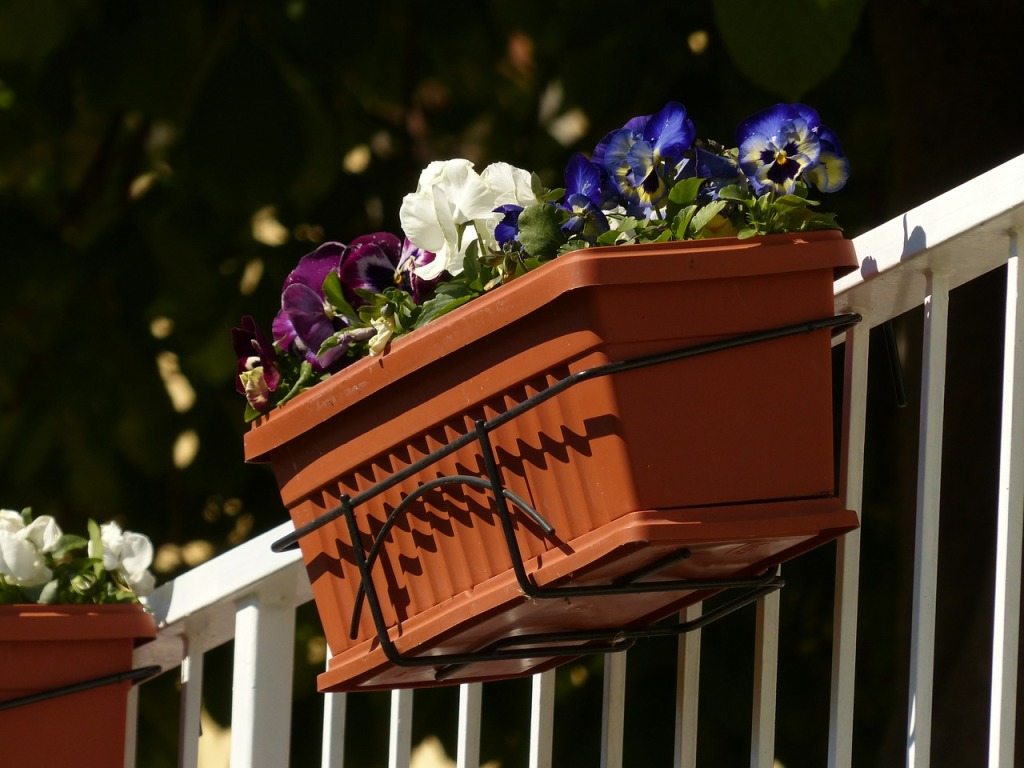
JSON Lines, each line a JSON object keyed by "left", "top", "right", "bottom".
{"left": 642, "top": 101, "right": 695, "bottom": 161}
{"left": 694, "top": 146, "right": 741, "bottom": 180}
{"left": 0, "top": 510, "right": 25, "bottom": 534}
{"left": 806, "top": 150, "right": 850, "bottom": 193}
{"left": 0, "top": 536, "right": 51, "bottom": 586}
{"left": 399, "top": 191, "right": 447, "bottom": 253}
{"left": 21, "top": 515, "right": 61, "bottom": 553}
{"left": 481, "top": 162, "right": 537, "bottom": 208}
{"left": 118, "top": 531, "right": 155, "bottom": 575}
{"left": 564, "top": 153, "right": 604, "bottom": 204}
{"left": 438, "top": 159, "right": 496, "bottom": 223}
{"left": 339, "top": 233, "right": 403, "bottom": 303}
{"left": 493, "top": 204, "right": 523, "bottom": 248}
{"left": 271, "top": 309, "right": 298, "bottom": 351}
{"left": 736, "top": 103, "right": 801, "bottom": 145}
{"left": 282, "top": 283, "right": 337, "bottom": 352}
{"left": 282, "top": 241, "right": 345, "bottom": 295}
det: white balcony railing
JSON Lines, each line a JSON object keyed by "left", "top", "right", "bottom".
{"left": 128, "top": 153, "right": 1024, "bottom": 768}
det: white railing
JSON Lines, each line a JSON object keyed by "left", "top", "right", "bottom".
{"left": 129, "top": 153, "right": 1024, "bottom": 768}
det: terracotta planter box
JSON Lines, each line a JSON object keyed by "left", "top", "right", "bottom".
{"left": 246, "top": 230, "right": 860, "bottom": 691}
{"left": 0, "top": 604, "right": 156, "bottom": 767}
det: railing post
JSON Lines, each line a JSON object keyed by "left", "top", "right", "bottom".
{"left": 751, "top": 584, "right": 780, "bottom": 768}
{"left": 388, "top": 689, "right": 413, "bottom": 768}
{"left": 124, "top": 682, "right": 140, "bottom": 768}
{"left": 322, "top": 652, "right": 347, "bottom": 768}
{"left": 180, "top": 639, "right": 205, "bottom": 768}
{"left": 230, "top": 591, "right": 297, "bottom": 768}
{"left": 601, "top": 652, "right": 627, "bottom": 768}
{"left": 988, "top": 231, "right": 1024, "bottom": 768}
{"left": 529, "top": 669, "right": 556, "bottom": 768}
{"left": 674, "top": 602, "right": 702, "bottom": 768}
{"left": 457, "top": 683, "right": 483, "bottom": 768}
{"left": 907, "top": 270, "right": 949, "bottom": 768}
{"left": 829, "top": 323, "right": 870, "bottom": 768}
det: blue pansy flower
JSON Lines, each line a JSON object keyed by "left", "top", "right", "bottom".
{"left": 561, "top": 153, "right": 609, "bottom": 242}
{"left": 691, "top": 144, "right": 743, "bottom": 201}
{"left": 737, "top": 103, "right": 822, "bottom": 195}
{"left": 804, "top": 126, "right": 849, "bottom": 193}
{"left": 593, "top": 102, "right": 695, "bottom": 214}
{"left": 493, "top": 204, "right": 524, "bottom": 249}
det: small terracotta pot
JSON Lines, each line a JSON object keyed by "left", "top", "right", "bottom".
{"left": 0, "top": 603, "right": 156, "bottom": 767}
{"left": 246, "top": 231, "right": 860, "bottom": 691}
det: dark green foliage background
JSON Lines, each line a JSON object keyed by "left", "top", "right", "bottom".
{"left": 2, "top": 1, "right": 1022, "bottom": 765}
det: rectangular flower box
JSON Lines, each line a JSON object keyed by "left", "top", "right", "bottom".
{"left": 245, "top": 230, "right": 860, "bottom": 691}
{"left": 0, "top": 604, "right": 156, "bottom": 767}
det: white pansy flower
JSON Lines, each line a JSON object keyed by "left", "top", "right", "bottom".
{"left": 400, "top": 159, "right": 503, "bottom": 279}
{"left": 0, "top": 508, "right": 24, "bottom": 533}
{"left": 21, "top": 515, "right": 62, "bottom": 553}
{"left": 480, "top": 161, "right": 538, "bottom": 208}
{"left": 0, "top": 510, "right": 61, "bottom": 587}
{"left": 89, "top": 521, "right": 156, "bottom": 596}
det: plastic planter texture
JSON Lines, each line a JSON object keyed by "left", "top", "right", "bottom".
{"left": 246, "top": 230, "right": 860, "bottom": 691}
{"left": 0, "top": 603, "right": 156, "bottom": 767}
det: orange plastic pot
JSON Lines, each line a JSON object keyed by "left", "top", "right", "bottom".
{"left": 246, "top": 230, "right": 860, "bottom": 691}
{"left": 0, "top": 604, "right": 156, "bottom": 767}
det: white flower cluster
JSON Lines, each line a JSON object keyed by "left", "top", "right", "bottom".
{"left": 399, "top": 159, "right": 537, "bottom": 279}
{"left": 89, "top": 520, "right": 157, "bottom": 596}
{"left": 0, "top": 510, "right": 155, "bottom": 599}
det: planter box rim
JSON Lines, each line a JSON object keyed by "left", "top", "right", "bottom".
{"left": 0, "top": 603, "right": 156, "bottom": 643}
{"left": 245, "top": 230, "right": 855, "bottom": 462}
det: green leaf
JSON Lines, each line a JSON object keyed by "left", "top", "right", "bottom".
{"left": 690, "top": 200, "right": 728, "bottom": 237}
{"left": 243, "top": 402, "right": 262, "bottom": 423}
{"left": 667, "top": 177, "right": 705, "bottom": 206}
{"left": 716, "top": 184, "right": 752, "bottom": 202}
{"left": 516, "top": 203, "right": 566, "bottom": 260}
{"left": 87, "top": 519, "right": 105, "bottom": 580}
{"left": 774, "top": 194, "right": 819, "bottom": 212}
{"left": 414, "top": 292, "right": 476, "bottom": 328}
{"left": 712, "top": 0, "right": 867, "bottom": 101}
{"left": 322, "top": 272, "right": 358, "bottom": 319}
{"left": 673, "top": 205, "right": 698, "bottom": 239}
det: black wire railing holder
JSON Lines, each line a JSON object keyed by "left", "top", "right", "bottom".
{"left": 272, "top": 312, "right": 863, "bottom": 680}
{"left": 0, "top": 664, "right": 161, "bottom": 713}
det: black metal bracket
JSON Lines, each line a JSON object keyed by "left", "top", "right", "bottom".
{"left": 0, "top": 664, "right": 161, "bottom": 713}
{"left": 271, "top": 312, "right": 862, "bottom": 677}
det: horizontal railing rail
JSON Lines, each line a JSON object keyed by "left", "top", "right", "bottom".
{"left": 127, "top": 152, "right": 1024, "bottom": 768}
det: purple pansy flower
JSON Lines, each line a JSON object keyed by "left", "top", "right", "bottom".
{"left": 272, "top": 241, "right": 345, "bottom": 356}
{"left": 272, "top": 241, "right": 352, "bottom": 373}
{"left": 232, "top": 316, "right": 280, "bottom": 412}
{"left": 338, "top": 232, "right": 403, "bottom": 306}
{"left": 396, "top": 237, "right": 443, "bottom": 302}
